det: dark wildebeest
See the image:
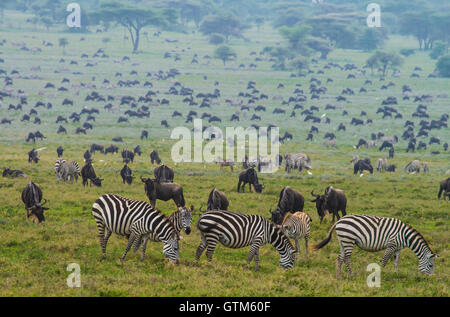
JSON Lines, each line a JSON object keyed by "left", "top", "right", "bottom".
{"left": 90, "top": 143, "right": 104, "bottom": 154}
{"left": 353, "top": 159, "right": 373, "bottom": 174}
{"left": 81, "top": 161, "right": 103, "bottom": 187}
{"left": 311, "top": 186, "right": 347, "bottom": 224}
{"left": 3, "top": 168, "right": 26, "bottom": 178}
{"left": 56, "top": 146, "right": 64, "bottom": 158}
{"left": 141, "top": 177, "right": 185, "bottom": 208}
{"left": 120, "top": 164, "right": 133, "bottom": 185}
{"left": 105, "top": 144, "right": 118, "bottom": 154}
{"left": 150, "top": 150, "right": 162, "bottom": 164}
{"left": 270, "top": 186, "right": 305, "bottom": 225}
{"left": 140, "top": 130, "right": 148, "bottom": 140}
{"left": 437, "top": 178, "right": 450, "bottom": 200}
{"left": 21, "top": 181, "right": 48, "bottom": 223}
{"left": 237, "top": 168, "right": 263, "bottom": 193}
{"left": 83, "top": 149, "right": 92, "bottom": 161}
{"left": 133, "top": 145, "right": 142, "bottom": 156}
{"left": 28, "top": 148, "right": 39, "bottom": 163}
{"left": 154, "top": 164, "right": 174, "bottom": 182}
{"left": 205, "top": 187, "right": 229, "bottom": 210}
{"left": 121, "top": 149, "right": 135, "bottom": 163}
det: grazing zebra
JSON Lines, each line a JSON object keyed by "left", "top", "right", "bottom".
{"left": 311, "top": 214, "right": 438, "bottom": 276}
{"left": 133, "top": 205, "right": 193, "bottom": 261}
{"left": 55, "top": 160, "right": 81, "bottom": 182}
{"left": 281, "top": 212, "right": 312, "bottom": 258}
{"left": 195, "top": 210, "right": 296, "bottom": 270}
{"left": 91, "top": 194, "right": 180, "bottom": 263}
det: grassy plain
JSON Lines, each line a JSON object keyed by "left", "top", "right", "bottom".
{"left": 0, "top": 11, "right": 448, "bottom": 296}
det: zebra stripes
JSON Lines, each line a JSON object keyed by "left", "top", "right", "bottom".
{"left": 281, "top": 212, "right": 312, "bottom": 258}
{"left": 55, "top": 159, "right": 81, "bottom": 182}
{"left": 92, "top": 194, "right": 180, "bottom": 263}
{"left": 196, "top": 210, "right": 296, "bottom": 270}
{"left": 133, "top": 206, "right": 192, "bottom": 261}
{"left": 312, "top": 214, "right": 437, "bottom": 276}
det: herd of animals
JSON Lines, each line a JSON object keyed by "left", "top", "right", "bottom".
{"left": 11, "top": 146, "right": 447, "bottom": 277}
{"left": 0, "top": 35, "right": 448, "bottom": 281}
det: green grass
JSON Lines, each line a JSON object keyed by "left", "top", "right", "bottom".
{"left": 0, "top": 12, "right": 448, "bottom": 297}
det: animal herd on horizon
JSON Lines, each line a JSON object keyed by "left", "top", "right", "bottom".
{"left": 0, "top": 35, "right": 448, "bottom": 281}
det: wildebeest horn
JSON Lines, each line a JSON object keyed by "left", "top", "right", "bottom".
{"left": 41, "top": 199, "right": 48, "bottom": 206}
{"left": 140, "top": 176, "right": 148, "bottom": 182}
{"left": 311, "top": 190, "right": 319, "bottom": 198}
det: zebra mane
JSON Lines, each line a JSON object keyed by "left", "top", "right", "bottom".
{"left": 268, "top": 218, "right": 296, "bottom": 251}
{"left": 407, "top": 224, "right": 433, "bottom": 254}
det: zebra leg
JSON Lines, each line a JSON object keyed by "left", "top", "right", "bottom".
{"left": 247, "top": 243, "right": 261, "bottom": 271}
{"left": 336, "top": 245, "right": 345, "bottom": 277}
{"left": 341, "top": 242, "right": 355, "bottom": 277}
{"left": 195, "top": 232, "right": 207, "bottom": 261}
{"left": 381, "top": 244, "right": 397, "bottom": 268}
{"left": 141, "top": 236, "right": 149, "bottom": 261}
{"left": 96, "top": 224, "right": 107, "bottom": 259}
{"left": 304, "top": 235, "right": 309, "bottom": 257}
{"left": 294, "top": 237, "right": 300, "bottom": 260}
{"left": 205, "top": 237, "right": 218, "bottom": 262}
{"left": 102, "top": 228, "right": 112, "bottom": 258}
{"left": 121, "top": 232, "right": 137, "bottom": 262}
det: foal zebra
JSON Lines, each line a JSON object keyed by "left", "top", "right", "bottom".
{"left": 92, "top": 194, "right": 180, "bottom": 263}
{"left": 281, "top": 212, "right": 312, "bottom": 258}
{"left": 196, "top": 210, "right": 296, "bottom": 270}
{"left": 133, "top": 205, "right": 193, "bottom": 261}
{"left": 312, "top": 214, "right": 437, "bottom": 276}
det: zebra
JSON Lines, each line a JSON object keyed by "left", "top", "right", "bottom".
{"left": 54, "top": 159, "right": 66, "bottom": 181}
{"left": 311, "top": 214, "right": 438, "bottom": 277}
{"left": 195, "top": 210, "right": 296, "bottom": 270}
{"left": 55, "top": 160, "right": 80, "bottom": 182}
{"left": 91, "top": 194, "right": 180, "bottom": 263}
{"left": 280, "top": 212, "right": 312, "bottom": 259}
{"left": 133, "top": 205, "right": 193, "bottom": 261}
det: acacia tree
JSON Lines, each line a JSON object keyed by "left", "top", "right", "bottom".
{"left": 366, "top": 51, "right": 403, "bottom": 77}
{"left": 91, "top": 3, "right": 177, "bottom": 53}
{"left": 214, "top": 45, "right": 237, "bottom": 66}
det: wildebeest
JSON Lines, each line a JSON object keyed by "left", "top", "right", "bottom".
{"left": 237, "top": 168, "right": 263, "bottom": 193}
{"left": 386, "top": 164, "right": 396, "bottom": 172}
{"left": 154, "top": 164, "right": 174, "bottom": 182}
{"left": 90, "top": 143, "right": 104, "bottom": 154}
{"left": 311, "top": 186, "right": 347, "bottom": 224}
{"left": 353, "top": 159, "right": 373, "bottom": 174}
{"left": 28, "top": 148, "right": 39, "bottom": 163}
{"left": 205, "top": 187, "right": 229, "bottom": 210}
{"left": 437, "top": 178, "right": 450, "bottom": 200}
{"left": 404, "top": 160, "right": 421, "bottom": 173}
{"left": 105, "top": 144, "right": 118, "bottom": 154}
{"left": 56, "top": 146, "right": 64, "bottom": 158}
{"left": 81, "top": 161, "right": 103, "bottom": 187}
{"left": 120, "top": 164, "right": 133, "bottom": 185}
{"left": 270, "top": 186, "right": 305, "bottom": 225}
{"left": 3, "top": 168, "right": 26, "bottom": 178}
{"left": 141, "top": 177, "right": 185, "bottom": 208}
{"left": 121, "top": 149, "right": 135, "bottom": 163}
{"left": 150, "top": 150, "right": 162, "bottom": 164}
{"left": 21, "top": 181, "right": 48, "bottom": 223}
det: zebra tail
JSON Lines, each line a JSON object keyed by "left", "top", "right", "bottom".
{"left": 310, "top": 222, "right": 338, "bottom": 252}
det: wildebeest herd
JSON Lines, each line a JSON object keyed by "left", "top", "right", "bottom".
{"left": 0, "top": 32, "right": 447, "bottom": 286}
{"left": 8, "top": 143, "right": 444, "bottom": 278}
